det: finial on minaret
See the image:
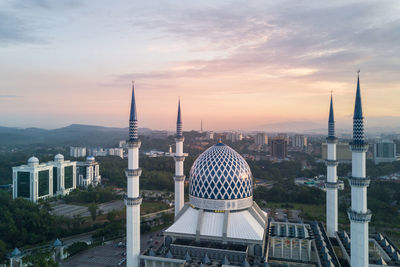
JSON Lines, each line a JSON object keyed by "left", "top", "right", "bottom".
{"left": 354, "top": 70, "right": 363, "bottom": 119}
{"left": 129, "top": 81, "right": 138, "bottom": 141}
{"left": 352, "top": 70, "right": 365, "bottom": 145}
{"left": 328, "top": 92, "right": 336, "bottom": 139}
{"left": 176, "top": 98, "right": 183, "bottom": 138}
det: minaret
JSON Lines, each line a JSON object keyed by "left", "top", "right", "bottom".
{"left": 173, "top": 99, "right": 186, "bottom": 216}
{"left": 348, "top": 72, "right": 371, "bottom": 267}
{"left": 125, "top": 82, "right": 142, "bottom": 267}
{"left": 325, "top": 92, "right": 339, "bottom": 238}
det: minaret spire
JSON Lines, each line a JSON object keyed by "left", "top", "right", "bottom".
{"left": 325, "top": 92, "right": 339, "bottom": 238}
{"left": 172, "top": 98, "right": 187, "bottom": 217}
{"left": 129, "top": 81, "right": 138, "bottom": 141}
{"left": 353, "top": 70, "right": 365, "bottom": 144}
{"left": 328, "top": 92, "right": 335, "bottom": 139}
{"left": 126, "top": 82, "right": 142, "bottom": 267}
{"left": 348, "top": 71, "right": 371, "bottom": 267}
{"left": 176, "top": 98, "right": 182, "bottom": 138}
{"left": 354, "top": 70, "right": 363, "bottom": 119}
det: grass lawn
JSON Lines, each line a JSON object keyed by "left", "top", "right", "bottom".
{"left": 141, "top": 201, "right": 170, "bottom": 215}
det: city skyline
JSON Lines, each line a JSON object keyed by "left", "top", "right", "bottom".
{"left": 1, "top": 0, "right": 399, "bottom": 130}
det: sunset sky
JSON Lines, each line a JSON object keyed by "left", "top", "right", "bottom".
{"left": 0, "top": 0, "right": 399, "bottom": 131}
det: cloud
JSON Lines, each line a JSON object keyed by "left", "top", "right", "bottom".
{"left": 123, "top": 0, "right": 400, "bottom": 87}
{"left": 0, "top": 95, "right": 20, "bottom": 98}
{"left": 0, "top": 0, "right": 82, "bottom": 45}
{"left": 0, "top": 11, "right": 41, "bottom": 44}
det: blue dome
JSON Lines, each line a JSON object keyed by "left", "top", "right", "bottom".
{"left": 189, "top": 143, "right": 253, "bottom": 201}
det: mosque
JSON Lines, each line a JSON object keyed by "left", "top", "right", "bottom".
{"left": 124, "top": 76, "right": 400, "bottom": 267}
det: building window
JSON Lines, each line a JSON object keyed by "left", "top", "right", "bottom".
{"left": 17, "top": 171, "right": 30, "bottom": 198}
{"left": 65, "top": 166, "right": 74, "bottom": 189}
{"left": 53, "top": 167, "right": 58, "bottom": 193}
{"left": 38, "top": 170, "right": 49, "bottom": 197}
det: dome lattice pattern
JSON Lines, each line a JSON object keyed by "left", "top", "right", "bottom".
{"left": 189, "top": 143, "right": 253, "bottom": 200}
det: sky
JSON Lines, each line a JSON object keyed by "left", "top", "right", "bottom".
{"left": 0, "top": 0, "right": 399, "bottom": 131}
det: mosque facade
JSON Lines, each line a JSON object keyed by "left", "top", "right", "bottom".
{"left": 125, "top": 74, "right": 400, "bottom": 267}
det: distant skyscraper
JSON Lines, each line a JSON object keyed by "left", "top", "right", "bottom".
{"left": 293, "top": 135, "right": 307, "bottom": 148}
{"left": 277, "top": 133, "right": 290, "bottom": 144}
{"left": 271, "top": 137, "right": 288, "bottom": 159}
{"left": 70, "top": 147, "right": 86, "bottom": 158}
{"left": 348, "top": 72, "right": 371, "bottom": 267}
{"left": 205, "top": 131, "right": 214, "bottom": 140}
{"left": 226, "top": 131, "right": 243, "bottom": 142}
{"left": 255, "top": 133, "right": 268, "bottom": 147}
{"left": 373, "top": 140, "right": 397, "bottom": 164}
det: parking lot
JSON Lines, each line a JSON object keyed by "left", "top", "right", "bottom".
{"left": 51, "top": 200, "right": 125, "bottom": 218}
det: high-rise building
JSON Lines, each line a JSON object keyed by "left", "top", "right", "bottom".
{"left": 51, "top": 154, "right": 76, "bottom": 196}
{"left": 12, "top": 157, "right": 53, "bottom": 203}
{"left": 348, "top": 73, "right": 371, "bottom": 267}
{"left": 119, "top": 140, "right": 127, "bottom": 148}
{"left": 125, "top": 83, "right": 142, "bottom": 267}
{"left": 108, "top": 148, "right": 124, "bottom": 158}
{"left": 70, "top": 147, "right": 86, "bottom": 158}
{"left": 254, "top": 133, "right": 268, "bottom": 147}
{"left": 325, "top": 94, "right": 339, "bottom": 238}
{"left": 293, "top": 134, "right": 307, "bottom": 148}
{"left": 76, "top": 156, "right": 101, "bottom": 187}
{"left": 373, "top": 140, "right": 397, "bottom": 164}
{"left": 226, "top": 131, "right": 243, "bottom": 142}
{"left": 271, "top": 137, "right": 288, "bottom": 159}
{"left": 205, "top": 131, "right": 214, "bottom": 140}
{"left": 12, "top": 154, "right": 76, "bottom": 202}
{"left": 322, "top": 142, "right": 352, "bottom": 162}
{"left": 277, "top": 133, "right": 290, "bottom": 144}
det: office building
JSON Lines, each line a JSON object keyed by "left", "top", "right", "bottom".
{"left": 226, "top": 131, "right": 243, "bottom": 142}
{"left": 374, "top": 140, "right": 397, "bottom": 164}
{"left": 293, "top": 134, "right": 307, "bottom": 148}
{"left": 254, "top": 133, "right": 268, "bottom": 147}
{"left": 76, "top": 156, "right": 101, "bottom": 187}
{"left": 51, "top": 154, "right": 76, "bottom": 196}
{"left": 70, "top": 147, "right": 86, "bottom": 158}
{"left": 205, "top": 131, "right": 214, "bottom": 140}
{"left": 271, "top": 137, "right": 288, "bottom": 159}
{"left": 12, "top": 154, "right": 76, "bottom": 202}
{"left": 108, "top": 148, "right": 124, "bottom": 158}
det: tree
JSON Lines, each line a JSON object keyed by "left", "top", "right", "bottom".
{"left": 0, "top": 240, "right": 6, "bottom": 263}
{"left": 107, "top": 210, "right": 117, "bottom": 221}
{"left": 88, "top": 203, "right": 98, "bottom": 221}
{"left": 67, "top": 242, "right": 89, "bottom": 256}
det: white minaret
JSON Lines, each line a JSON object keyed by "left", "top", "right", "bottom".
{"left": 173, "top": 99, "right": 187, "bottom": 217}
{"left": 326, "top": 93, "right": 339, "bottom": 238}
{"left": 126, "top": 82, "right": 142, "bottom": 267}
{"left": 348, "top": 72, "right": 371, "bottom": 267}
